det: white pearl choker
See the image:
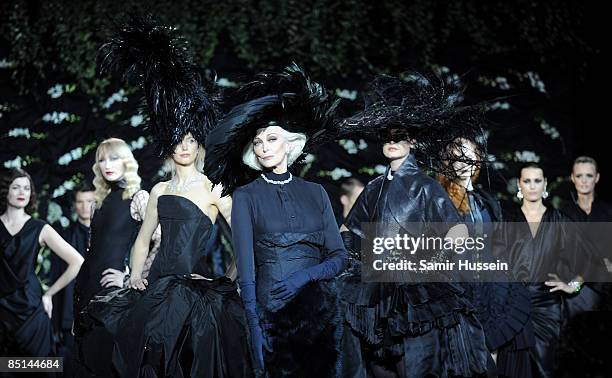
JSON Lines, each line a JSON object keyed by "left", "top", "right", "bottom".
{"left": 261, "top": 172, "right": 293, "bottom": 185}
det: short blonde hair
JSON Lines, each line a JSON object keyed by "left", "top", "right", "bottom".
{"left": 92, "top": 138, "right": 141, "bottom": 208}
{"left": 242, "top": 125, "right": 307, "bottom": 171}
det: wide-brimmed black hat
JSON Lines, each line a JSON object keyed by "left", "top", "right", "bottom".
{"left": 337, "top": 72, "right": 487, "bottom": 176}
{"left": 100, "top": 14, "right": 221, "bottom": 158}
{"left": 204, "top": 64, "right": 338, "bottom": 196}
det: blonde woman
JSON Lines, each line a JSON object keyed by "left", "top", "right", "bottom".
{"left": 84, "top": 132, "right": 252, "bottom": 377}
{"left": 74, "top": 138, "right": 158, "bottom": 376}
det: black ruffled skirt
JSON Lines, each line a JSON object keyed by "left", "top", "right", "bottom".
{"left": 338, "top": 266, "right": 490, "bottom": 377}
{"left": 79, "top": 275, "right": 252, "bottom": 378}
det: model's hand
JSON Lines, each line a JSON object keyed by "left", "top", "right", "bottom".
{"left": 269, "top": 271, "right": 310, "bottom": 305}
{"left": 250, "top": 322, "right": 265, "bottom": 375}
{"left": 129, "top": 275, "right": 148, "bottom": 291}
{"left": 100, "top": 268, "right": 126, "bottom": 288}
{"left": 42, "top": 294, "right": 53, "bottom": 318}
{"left": 545, "top": 273, "right": 576, "bottom": 294}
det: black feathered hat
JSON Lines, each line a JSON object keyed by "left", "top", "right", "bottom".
{"left": 337, "top": 72, "right": 487, "bottom": 177}
{"left": 99, "top": 14, "right": 221, "bottom": 158}
{"left": 204, "top": 63, "right": 339, "bottom": 196}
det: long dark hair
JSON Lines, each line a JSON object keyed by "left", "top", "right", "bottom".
{"left": 0, "top": 168, "right": 37, "bottom": 215}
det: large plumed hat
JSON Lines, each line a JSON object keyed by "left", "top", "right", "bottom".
{"left": 337, "top": 72, "right": 487, "bottom": 176}
{"left": 99, "top": 14, "right": 221, "bottom": 157}
{"left": 204, "top": 63, "right": 339, "bottom": 196}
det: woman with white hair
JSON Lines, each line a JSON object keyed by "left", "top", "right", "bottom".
{"left": 205, "top": 65, "right": 347, "bottom": 377}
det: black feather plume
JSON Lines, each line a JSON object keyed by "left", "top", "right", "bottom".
{"left": 204, "top": 63, "right": 339, "bottom": 196}
{"left": 336, "top": 72, "right": 487, "bottom": 177}
{"left": 99, "top": 14, "right": 220, "bottom": 157}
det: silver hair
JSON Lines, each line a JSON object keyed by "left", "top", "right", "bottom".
{"left": 242, "top": 124, "right": 306, "bottom": 171}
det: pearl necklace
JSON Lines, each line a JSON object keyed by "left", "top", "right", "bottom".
{"left": 261, "top": 172, "right": 293, "bottom": 185}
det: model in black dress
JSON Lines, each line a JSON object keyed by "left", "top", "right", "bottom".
{"left": 336, "top": 74, "right": 491, "bottom": 377}
{"left": 439, "top": 138, "right": 534, "bottom": 378}
{"left": 73, "top": 138, "right": 154, "bottom": 377}
{"left": 82, "top": 17, "right": 252, "bottom": 377}
{"left": 205, "top": 65, "right": 347, "bottom": 377}
{"left": 498, "top": 163, "right": 588, "bottom": 378}
{"left": 1, "top": 168, "right": 83, "bottom": 360}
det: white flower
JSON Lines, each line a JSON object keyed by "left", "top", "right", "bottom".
{"left": 52, "top": 180, "right": 77, "bottom": 198}
{"left": 374, "top": 165, "right": 387, "bottom": 174}
{"left": 488, "top": 102, "right": 511, "bottom": 111}
{"left": 130, "top": 136, "right": 147, "bottom": 151}
{"left": 336, "top": 89, "right": 357, "bottom": 101}
{"left": 47, "top": 201, "right": 63, "bottom": 224}
{"left": 58, "top": 147, "right": 83, "bottom": 165}
{"left": 357, "top": 139, "right": 368, "bottom": 150}
{"left": 492, "top": 161, "right": 506, "bottom": 170}
{"left": 525, "top": 72, "right": 546, "bottom": 94}
{"left": 47, "top": 84, "right": 64, "bottom": 99}
{"left": 513, "top": 150, "right": 540, "bottom": 163}
{"left": 3, "top": 156, "right": 23, "bottom": 168}
{"left": 339, "top": 139, "right": 358, "bottom": 154}
{"left": 0, "top": 59, "right": 14, "bottom": 69}
{"left": 303, "top": 153, "right": 315, "bottom": 163}
{"left": 8, "top": 128, "right": 31, "bottom": 139}
{"left": 102, "top": 89, "right": 127, "bottom": 109}
{"left": 495, "top": 76, "right": 511, "bottom": 90}
{"left": 42, "top": 111, "right": 71, "bottom": 124}
{"left": 216, "top": 78, "right": 238, "bottom": 88}
{"left": 60, "top": 217, "right": 71, "bottom": 228}
{"left": 539, "top": 119, "right": 560, "bottom": 140}
{"left": 130, "top": 114, "right": 144, "bottom": 127}
{"left": 329, "top": 167, "right": 352, "bottom": 181}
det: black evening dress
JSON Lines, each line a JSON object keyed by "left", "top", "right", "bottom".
{"left": 340, "top": 155, "right": 490, "bottom": 378}
{"left": 73, "top": 184, "right": 140, "bottom": 376}
{"left": 499, "top": 208, "right": 584, "bottom": 378}
{"left": 1, "top": 218, "right": 55, "bottom": 358}
{"left": 85, "top": 194, "right": 252, "bottom": 378}
{"left": 232, "top": 171, "right": 348, "bottom": 378}
{"left": 460, "top": 190, "right": 534, "bottom": 378}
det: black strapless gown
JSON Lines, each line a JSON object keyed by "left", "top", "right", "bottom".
{"left": 84, "top": 195, "right": 252, "bottom": 377}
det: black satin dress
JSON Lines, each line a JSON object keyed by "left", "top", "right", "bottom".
{"left": 85, "top": 195, "right": 252, "bottom": 378}
{"left": 499, "top": 208, "right": 582, "bottom": 378}
{"left": 74, "top": 184, "right": 138, "bottom": 315}
{"left": 340, "top": 155, "right": 490, "bottom": 377}
{"left": 460, "top": 191, "right": 534, "bottom": 378}
{"left": 0, "top": 218, "right": 55, "bottom": 357}
{"left": 73, "top": 184, "right": 139, "bottom": 376}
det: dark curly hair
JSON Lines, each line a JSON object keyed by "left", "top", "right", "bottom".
{"left": 0, "top": 168, "right": 37, "bottom": 215}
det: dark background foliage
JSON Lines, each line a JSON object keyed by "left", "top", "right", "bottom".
{"left": 0, "top": 0, "right": 608, "bottom": 224}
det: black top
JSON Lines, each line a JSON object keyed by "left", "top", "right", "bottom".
{"left": 499, "top": 208, "right": 581, "bottom": 283}
{"left": 146, "top": 195, "right": 214, "bottom": 281}
{"left": 562, "top": 196, "right": 612, "bottom": 222}
{"left": 74, "top": 184, "right": 139, "bottom": 314}
{"left": 345, "top": 154, "right": 460, "bottom": 240}
{"left": 232, "top": 171, "right": 347, "bottom": 310}
{"left": 0, "top": 218, "right": 47, "bottom": 322}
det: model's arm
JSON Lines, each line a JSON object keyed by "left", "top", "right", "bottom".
{"left": 231, "top": 189, "right": 264, "bottom": 373}
{"left": 39, "top": 224, "right": 84, "bottom": 317}
{"left": 128, "top": 183, "right": 163, "bottom": 290}
{"left": 130, "top": 190, "right": 162, "bottom": 279}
